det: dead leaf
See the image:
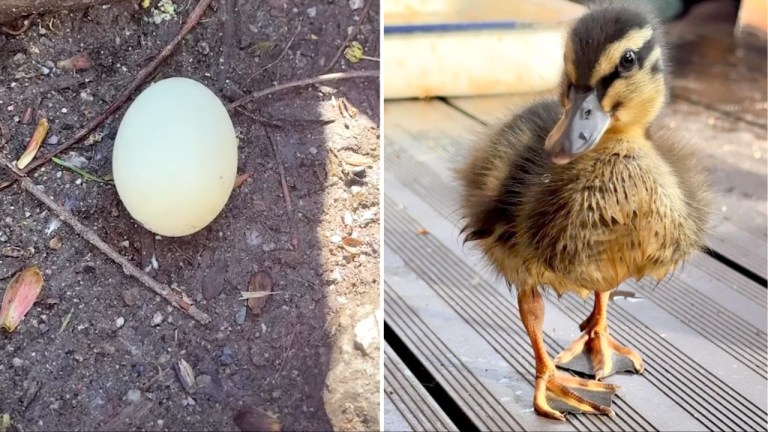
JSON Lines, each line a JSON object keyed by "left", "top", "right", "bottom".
{"left": 0, "top": 266, "right": 44, "bottom": 332}
{"left": 175, "top": 359, "right": 196, "bottom": 394}
{"left": 416, "top": 228, "right": 430, "bottom": 235}
{"left": 342, "top": 152, "right": 373, "bottom": 166}
{"left": 233, "top": 408, "right": 282, "bottom": 432}
{"left": 20, "top": 107, "right": 34, "bottom": 125}
{"left": 1, "top": 247, "right": 24, "bottom": 258}
{"left": 56, "top": 53, "right": 91, "bottom": 71}
{"left": 201, "top": 254, "right": 228, "bottom": 301}
{"left": 21, "top": 379, "right": 41, "bottom": 408}
{"left": 0, "top": 414, "right": 9, "bottom": 432}
{"left": 338, "top": 98, "right": 358, "bottom": 119}
{"left": 16, "top": 119, "right": 48, "bottom": 169}
{"left": 247, "top": 271, "right": 273, "bottom": 315}
{"left": 233, "top": 173, "right": 252, "bottom": 189}
{"left": 341, "top": 237, "right": 362, "bottom": 254}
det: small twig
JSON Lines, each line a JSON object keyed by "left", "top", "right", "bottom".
{"left": 324, "top": 0, "right": 373, "bottom": 72}
{"left": 263, "top": 127, "right": 292, "bottom": 212}
{"left": 244, "top": 27, "right": 301, "bottom": 85}
{"left": 0, "top": 157, "right": 211, "bottom": 325}
{"left": 0, "top": 0, "right": 214, "bottom": 191}
{"left": 263, "top": 126, "right": 298, "bottom": 249}
{"left": 236, "top": 108, "right": 284, "bottom": 128}
{"left": 273, "top": 328, "right": 297, "bottom": 383}
{"left": 278, "top": 272, "right": 319, "bottom": 289}
{"left": 227, "top": 70, "right": 379, "bottom": 111}
{"left": 0, "top": 14, "right": 35, "bottom": 36}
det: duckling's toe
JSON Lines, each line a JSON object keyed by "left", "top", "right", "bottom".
{"left": 534, "top": 369, "right": 619, "bottom": 420}
{"left": 554, "top": 329, "right": 644, "bottom": 379}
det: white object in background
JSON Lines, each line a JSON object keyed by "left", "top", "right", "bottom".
{"left": 112, "top": 77, "right": 238, "bottom": 237}
{"left": 383, "top": 0, "right": 585, "bottom": 99}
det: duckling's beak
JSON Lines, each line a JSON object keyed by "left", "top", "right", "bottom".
{"left": 545, "top": 87, "right": 611, "bottom": 165}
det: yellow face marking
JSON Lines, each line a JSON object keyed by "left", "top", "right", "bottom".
{"left": 564, "top": 37, "right": 577, "bottom": 83}
{"left": 590, "top": 26, "right": 654, "bottom": 85}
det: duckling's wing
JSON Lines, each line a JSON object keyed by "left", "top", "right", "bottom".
{"left": 648, "top": 127, "right": 713, "bottom": 247}
{"left": 459, "top": 99, "right": 562, "bottom": 243}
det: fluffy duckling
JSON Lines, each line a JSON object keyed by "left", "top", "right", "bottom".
{"left": 458, "top": 4, "right": 711, "bottom": 420}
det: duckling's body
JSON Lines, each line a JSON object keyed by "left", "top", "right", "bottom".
{"left": 461, "top": 99, "right": 710, "bottom": 298}
{"left": 458, "top": 4, "right": 711, "bottom": 421}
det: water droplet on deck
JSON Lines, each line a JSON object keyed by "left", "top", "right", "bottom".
{"left": 541, "top": 174, "right": 551, "bottom": 183}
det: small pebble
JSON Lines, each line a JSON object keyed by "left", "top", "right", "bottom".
{"left": 61, "top": 108, "right": 68, "bottom": 114}
{"left": 0, "top": 230, "right": 8, "bottom": 242}
{"left": 115, "top": 317, "right": 125, "bottom": 329}
{"left": 48, "top": 236, "right": 62, "bottom": 250}
{"left": 132, "top": 363, "right": 145, "bottom": 377}
{"left": 12, "top": 358, "right": 23, "bottom": 368}
{"left": 349, "top": 0, "right": 364, "bottom": 10}
{"left": 75, "top": 178, "right": 82, "bottom": 185}
{"left": 46, "top": 135, "right": 59, "bottom": 145}
{"left": 308, "top": 146, "right": 317, "bottom": 155}
{"left": 150, "top": 311, "right": 164, "bottom": 327}
{"left": 39, "top": 323, "right": 49, "bottom": 334}
{"left": 235, "top": 306, "right": 247, "bottom": 325}
{"left": 196, "top": 374, "right": 212, "bottom": 388}
{"left": 12, "top": 53, "right": 27, "bottom": 65}
{"left": 306, "top": 6, "right": 317, "bottom": 17}
{"left": 197, "top": 41, "right": 210, "bottom": 55}
{"left": 126, "top": 389, "right": 142, "bottom": 403}
{"left": 218, "top": 347, "right": 236, "bottom": 366}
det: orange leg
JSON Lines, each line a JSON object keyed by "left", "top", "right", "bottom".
{"left": 518, "top": 289, "right": 618, "bottom": 421}
{"left": 554, "top": 290, "right": 644, "bottom": 379}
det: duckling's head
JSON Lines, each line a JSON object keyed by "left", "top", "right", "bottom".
{"left": 545, "top": 5, "right": 666, "bottom": 164}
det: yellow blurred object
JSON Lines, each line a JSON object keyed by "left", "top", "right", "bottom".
{"left": 140, "top": 0, "right": 150, "bottom": 8}
{"left": 737, "top": 0, "right": 767, "bottom": 37}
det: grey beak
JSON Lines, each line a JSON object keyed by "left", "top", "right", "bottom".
{"left": 545, "top": 87, "right": 611, "bottom": 165}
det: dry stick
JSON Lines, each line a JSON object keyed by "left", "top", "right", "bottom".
{"left": 4, "top": 0, "right": 214, "bottom": 187}
{"left": 324, "top": 0, "right": 373, "bottom": 72}
{"left": 0, "top": 157, "right": 212, "bottom": 325}
{"left": 226, "top": 70, "right": 379, "bottom": 111}
{"left": 0, "top": 14, "right": 35, "bottom": 36}
{"left": 262, "top": 126, "right": 297, "bottom": 249}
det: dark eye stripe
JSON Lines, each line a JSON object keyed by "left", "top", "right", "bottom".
{"left": 636, "top": 36, "right": 655, "bottom": 69}
{"left": 596, "top": 67, "right": 621, "bottom": 101}
{"left": 595, "top": 37, "right": 657, "bottom": 101}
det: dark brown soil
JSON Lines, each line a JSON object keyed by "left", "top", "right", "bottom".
{"left": 0, "top": 0, "right": 380, "bottom": 430}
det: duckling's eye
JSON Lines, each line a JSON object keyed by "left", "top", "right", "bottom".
{"left": 619, "top": 50, "right": 637, "bottom": 72}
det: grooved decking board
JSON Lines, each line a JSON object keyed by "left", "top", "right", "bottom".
{"left": 383, "top": 100, "right": 768, "bottom": 431}
{"left": 446, "top": 95, "right": 768, "bottom": 279}
{"left": 383, "top": 343, "right": 459, "bottom": 432}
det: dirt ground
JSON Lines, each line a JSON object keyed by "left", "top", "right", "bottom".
{"left": 0, "top": 0, "right": 380, "bottom": 431}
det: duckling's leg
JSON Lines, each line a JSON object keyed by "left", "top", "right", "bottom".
{"left": 554, "top": 290, "right": 644, "bottom": 379}
{"left": 518, "top": 288, "right": 619, "bottom": 420}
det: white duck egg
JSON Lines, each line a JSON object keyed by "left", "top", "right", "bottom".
{"left": 112, "top": 77, "right": 238, "bottom": 237}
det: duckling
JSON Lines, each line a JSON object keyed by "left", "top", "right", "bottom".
{"left": 458, "top": 4, "right": 711, "bottom": 420}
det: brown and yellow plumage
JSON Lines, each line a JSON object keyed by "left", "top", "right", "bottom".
{"left": 458, "top": 3, "right": 712, "bottom": 421}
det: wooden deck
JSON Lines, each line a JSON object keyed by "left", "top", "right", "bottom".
{"left": 382, "top": 8, "right": 767, "bottom": 430}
